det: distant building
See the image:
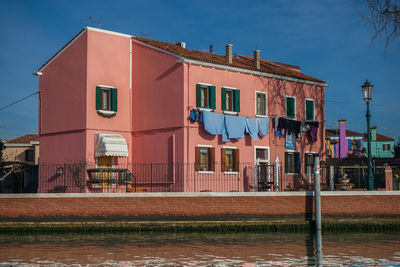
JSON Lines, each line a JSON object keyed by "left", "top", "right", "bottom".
{"left": 3, "top": 134, "right": 39, "bottom": 164}
{"left": 364, "top": 126, "right": 394, "bottom": 158}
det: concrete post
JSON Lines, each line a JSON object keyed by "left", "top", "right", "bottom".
{"left": 329, "top": 166, "right": 335, "bottom": 191}
{"left": 274, "top": 157, "right": 279, "bottom": 192}
{"left": 385, "top": 165, "right": 393, "bottom": 191}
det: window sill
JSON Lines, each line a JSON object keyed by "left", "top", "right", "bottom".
{"left": 97, "top": 110, "right": 116, "bottom": 118}
{"left": 197, "top": 171, "right": 214, "bottom": 174}
{"left": 286, "top": 173, "right": 299, "bottom": 175}
{"left": 255, "top": 114, "right": 268, "bottom": 118}
{"left": 198, "top": 107, "right": 214, "bottom": 112}
{"left": 223, "top": 111, "right": 238, "bottom": 115}
{"left": 224, "top": 171, "right": 238, "bottom": 175}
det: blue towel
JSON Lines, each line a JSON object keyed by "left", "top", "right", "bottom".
{"left": 202, "top": 110, "right": 225, "bottom": 135}
{"left": 258, "top": 118, "right": 269, "bottom": 137}
{"left": 245, "top": 118, "right": 259, "bottom": 140}
{"left": 285, "top": 133, "right": 296, "bottom": 149}
{"left": 225, "top": 115, "right": 246, "bottom": 140}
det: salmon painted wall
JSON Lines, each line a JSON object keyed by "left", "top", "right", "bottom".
{"left": 85, "top": 30, "right": 132, "bottom": 163}
{"left": 183, "top": 64, "right": 325, "bottom": 171}
{"left": 39, "top": 32, "right": 87, "bottom": 135}
{"left": 39, "top": 31, "right": 88, "bottom": 166}
{"left": 131, "top": 41, "right": 185, "bottom": 163}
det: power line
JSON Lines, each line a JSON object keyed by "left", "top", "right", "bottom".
{"left": 0, "top": 91, "right": 38, "bottom": 111}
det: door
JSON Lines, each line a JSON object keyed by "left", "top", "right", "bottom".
{"left": 97, "top": 156, "right": 113, "bottom": 188}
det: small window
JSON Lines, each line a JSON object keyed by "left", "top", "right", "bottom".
{"left": 25, "top": 150, "right": 35, "bottom": 162}
{"left": 255, "top": 148, "right": 269, "bottom": 162}
{"left": 286, "top": 96, "right": 296, "bottom": 119}
{"left": 256, "top": 92, "right": 267, "bottom": 116}
{"left": 222, "top": 88, "right": 240, "bottom": 112}
{"left": 221, "top": 148, "right": 239, "bottom": 172}
{"left": 96, "top": 86, "right": 117, "bottom": 112}
{"left": 285, "top": 151, "right": 300, "bottom": 174}
{"left": 195, "top": 146, "right": 215, "bottom": 171}
{"left": 196, "top": 84, "right": 216, "bottom": 109}
{"left": 305, "top": 153, "right": 317, "bottom": 174}
{"left": 383, "top": 144, "right": 391, "bottom": 151}
{"left": 305, "top": 99, "right": 314, "bottom": 121}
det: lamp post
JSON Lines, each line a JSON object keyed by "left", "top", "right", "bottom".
{"left": 361, "top": 79, "right": 374, "bottom": 190}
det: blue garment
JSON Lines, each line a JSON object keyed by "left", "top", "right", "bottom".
{"left": 202, "top": 110, "right": 225, "bottom": 135}
{"left": 189, "top": 110, "right": 198, "bottom": 121}
{"left": 245, "top": 118, "right": 259, "bottom": 140}
{"left": 225, "top": 115, "right": 246, "bottom": 140}
{"left": 285, "top": 133, "right": 296, "bottom": 149}
{"left": 258, "top": 118, "right": 269, "bottom": 137}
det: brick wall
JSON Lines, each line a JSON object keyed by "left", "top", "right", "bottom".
{"left": 1, "top": 192, "right": 399, "bottom": 222}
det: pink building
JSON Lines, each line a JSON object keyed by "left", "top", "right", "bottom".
{"left": 36, "top": 27, "right": 327, "bottom": 193}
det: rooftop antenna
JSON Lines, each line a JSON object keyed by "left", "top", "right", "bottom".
{"left": 88, "top": 17, "right": 101, "bottom": 27}
{"left": 139, "top": 32, "right": 149, "bottom": 37}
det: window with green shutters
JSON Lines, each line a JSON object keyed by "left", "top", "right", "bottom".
{"left": 305, "top": 99, "right": 314, "bottom": 121}
{"left": 286, "top": 96, "right": 295, "bottom": 119}
{"left": 96, "top": 86, "right": 117, "bottom": 118}
{"left": 222, "top": 87, "right": 240, "bottom": 112}
{"left": 305, "top": 152, "right": 317, "bottom": 174}
{"left": 285, "top": 151, "right": 300, "bottom": 174}
{"left": 196, "top": 84, "right": 216, "bottom": 109}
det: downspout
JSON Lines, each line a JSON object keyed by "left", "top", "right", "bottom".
{"left": 129, "top": 37, "right": 133, "bottom": 163}
{"left": 187, "top": 63, "right": 190, "bottom": 164}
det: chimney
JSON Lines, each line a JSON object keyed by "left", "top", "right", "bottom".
{"left": 370, "top": 126, "right": 377, "bottom": 141}
{"left": 176, "top": 42, "right": 186, "bottom": 48}
{"left": 338, "top": 119, "right": 347, "bottom": 158}
{"left": 209, "top": 45, "right": 213, "bottom": 54}
{"left": 254, "top": 50, "right": 260, "bottom": 70}
{"left": 225, "top": 44, "right": 232, "bottom": 64}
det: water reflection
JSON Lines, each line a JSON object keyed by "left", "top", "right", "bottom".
{"left": 0, "top": 232, "right": 399, "bottom": 266}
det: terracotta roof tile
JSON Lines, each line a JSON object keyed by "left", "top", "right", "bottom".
{"left": 133, "top": 37, "right": 325, "bottom": 84}
{"left": 7, "top": 134, "right": 39, "bottom": 144}
{"left": 326, "top": 129, "right": 364, "bottom": 137}
{"left": 364, "top": 133, "right": 394, "bottom": 142}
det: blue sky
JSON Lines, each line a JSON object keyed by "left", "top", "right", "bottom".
{"left": 0, "top": 0, "right": 399, "bottom": 141}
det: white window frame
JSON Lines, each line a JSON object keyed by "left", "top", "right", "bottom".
{"left": 197, "top": 83, "right": 213, "bottom": 110}
{"left": 197, "top": 144, "right": 213, "bottom": 174}
{"left": 255, "top": 91, "right": 268, "bottom": 117}
{"left": 285, "top": 95, "right": 296, "bottom": 120}
{"left": 305, "top": 151, "right": 317, "bottom": 174}
{"left": 383, "top": 143, "right": 391, "bottom": 152}
{"left": 305, "top": 98, "right": 315, "bottom": 121}
{"left": 254, "top": 146, "right": 270, "bottom": 164}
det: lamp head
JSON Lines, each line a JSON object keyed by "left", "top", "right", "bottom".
{"left": 361, "top": 79, "right": 373, "bottom": 102}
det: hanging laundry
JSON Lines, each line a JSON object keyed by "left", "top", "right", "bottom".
{"left": 285, "top": 133, "right": 296, "bottom": 149}
{"left": 245, "top": 118, "right": 259, "bottom": 140}
{"left": 257, "top": 117, "right": 269, "bottom": 137}
{"left": 202, "top": 110, "right": 226, "bottom": 135}
{"left": 224, "top": 115, "right": 246, "bottom": 140}
{"left": 189, "top": 109, "right": 199, "bottom": 122}
{"left": 305, "top": 121, "right": 319, "bottom": 143}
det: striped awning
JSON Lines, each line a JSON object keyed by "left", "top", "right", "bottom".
{"left": 95, "top": 132, "right": 128, "bottom": 157}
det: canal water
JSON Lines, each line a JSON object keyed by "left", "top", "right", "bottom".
{"left": 0, "top": 232, "right": 399, "bottom": 266}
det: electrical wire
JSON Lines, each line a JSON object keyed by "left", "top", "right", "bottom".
{"left": 0, "top": 91, "right": 38, "bottom": 111}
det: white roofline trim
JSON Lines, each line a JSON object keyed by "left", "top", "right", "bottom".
{"left": 86, "top": 26, "right": 133, "bottom": 38}
{"left": 132, "top": 39, "right": 184, "bottom": 60}
{"left": 4, "top": 143, "right": 37, "bottom": 147}
{"left": 177, "top": 58, "right": 328, "bottom": 87}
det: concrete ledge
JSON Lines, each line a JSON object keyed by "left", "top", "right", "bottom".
{"left": 1, "top": 191, "right": 399, "bottom": 198}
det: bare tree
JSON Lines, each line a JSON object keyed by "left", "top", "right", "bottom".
{"left": 361, "top": 0, "right": 400, "bottom": 48}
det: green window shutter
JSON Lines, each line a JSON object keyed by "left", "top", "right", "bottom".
{"left": 305, "top": 153, "right": 309, "bottom": 173}
{"left": 111, "top": 88, "right": 118, "bottom": 112}
{"left": 234, "top": 89, "right": 240, "bottom": 112}
{"left": 209, "top": 86, "right": 216, "bottom": 109}
{"left": 221, "top": 87, "right": 226, "bottom": 111}
{"left": 286, "top": 97, "right": 295, "bottom": 118}
{"left": 306, "top": 100, "right": 314, "bottom": 120}
{"left": 196, "top": 84, "right": 201, "bottom": 107}
{"left": 285, "top": 152, "right": 289, "bottom": 173}
{"left": 294, "top": 152, "right": 300, "bottom": 173}
{"left": 96, "top": 86, "right": 102, "bottom": 110}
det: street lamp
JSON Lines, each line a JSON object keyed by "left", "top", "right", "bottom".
{"left": 361, "top": 79, "right": 374, "bottom": 190}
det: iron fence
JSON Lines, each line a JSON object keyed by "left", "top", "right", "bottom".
{"left": 0, "top": 161, "right": 397, "bottom": 193}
